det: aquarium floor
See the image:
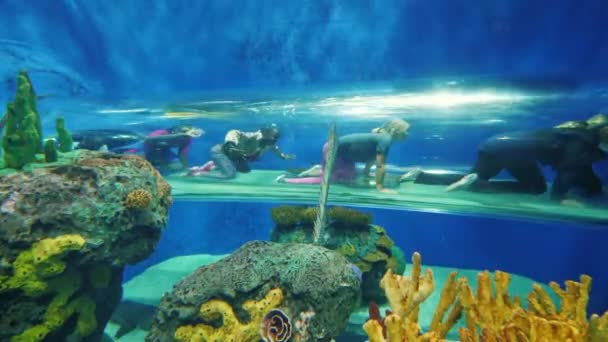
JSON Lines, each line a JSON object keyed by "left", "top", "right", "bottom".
{"left": 166, "top": 170, "right": 608, "bottom": 226}
{"left": 106, "top": 253, "right": 552, "bottom": 342}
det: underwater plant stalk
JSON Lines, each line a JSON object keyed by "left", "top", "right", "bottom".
{"left": 313, "top": 122, "right": 337, "bottom": 244}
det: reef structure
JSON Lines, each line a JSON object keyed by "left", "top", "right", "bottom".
{"left": 0, "top": 150, "right": 172, "bottom": 341}
{"left": 363, "top": 252, "right": 608, "bottom": 341}
{"left": 146, "top": 241, "right": 361, "bottom": 342}
{"left": 270, "top": 205, "right": 406, "bottom": 303}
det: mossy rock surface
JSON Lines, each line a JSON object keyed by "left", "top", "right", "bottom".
{"left": 0, "top": 150, "right": 172, "bottom": 341}
{"left": 147, "top": 241, "right": 361, "bottom": 342}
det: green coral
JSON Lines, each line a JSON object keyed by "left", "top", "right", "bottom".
{"left": 1, "top": 70, "right": 43, "bottom": 169}
{"left": 55, "top": 117, "right": 73, "bottom": 153}
{"left": 43, "top": 139, "right": 58, "bottom": 163}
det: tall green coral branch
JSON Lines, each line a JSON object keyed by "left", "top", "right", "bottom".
{"left": 1, "top": 71, "right": 43, "bottom": 169}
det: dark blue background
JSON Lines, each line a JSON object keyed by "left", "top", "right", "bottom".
{"left": 1, "top": 0, "right": 607, "bottom": 98}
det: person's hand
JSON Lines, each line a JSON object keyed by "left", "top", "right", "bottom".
{"left": 186, "top": 127, "right": 204, "bottom": 138}
{"left": 281, "top": 153, "right": 296, "bottom": 160}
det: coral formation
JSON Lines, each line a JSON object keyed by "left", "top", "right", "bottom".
{"left": 55, "top": 116, "right": 73, "bottom": 153}
{"left": 363, "top": 252, "right": 608, "bottom": 342}
{"left": 270, "top": 205, "right": 371, "bottom": 228}
{"left": 270, "top": 205, "right": 405, "bottom": 303}
{"left": 0, "top": 150, "right": 171, "bottom": 341}
{"left": 458, "top": 272, "right": 608, "bottom": 342}
{"left": 43, "top": 139, "right": 58, "bottom": 163}
{"left": 0, "top": 234, "right": 86, "bottom": 296}
{"left": 125, "top": 189, "right": 154, "bottom": 209}
{"left": 147, "top": 241, "right": 361, "bottom": 342}
{"left": 1, "top": 70, "right": 43, "bottom": 169}
{"left": 174, "top": 288, "right": 284, "bottom": 342}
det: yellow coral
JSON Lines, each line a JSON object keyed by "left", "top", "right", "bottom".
{"left": 11, "top": 270, "right": 97, "bottom": 342}
{"left": 364, "top": 253, "right": 608, "bottom": 342}
{"left": 125, "top": 189, "right": 153, "bottom": 209}
{"left": 1, "top": 234, "right": 86, "bottom": 297}
{"left": 375, "top": 234, "right": 394, "bottom": 250}
{"left": 363, "top": 252, "right": 460, "bottom": 342}
{"left": 362, "top": 250, "right": 389, "bottom": 263}
{"left": 175, "top": 288, "right": 284, "bottom": 342}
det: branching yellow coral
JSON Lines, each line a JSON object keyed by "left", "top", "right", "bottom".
{"left": 125, "top": 189, "right": 153, "bottom": 209}
{"left": 458, "top": 273, "right": 608, "bottom": 342}
{"left": 175, "top": 288, "right": 284, "bottom": 342}
{"left": 364, "top": 252, "right": 608, "bottom": 342}
{"left": 0, "top": 234, "right": 86, "bottom": 296}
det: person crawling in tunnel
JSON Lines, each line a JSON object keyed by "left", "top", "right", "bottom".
{"left": 186, "top": 124, "right": 295, "bottom": 179}
{"left": 399, "top": 114, "right": 608, "bottom": 205}
{"left": 275, "top": 119, "right": 410, "bottom": 194}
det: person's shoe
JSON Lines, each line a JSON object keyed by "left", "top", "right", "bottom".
{"left": 399, "top": 167, "right": 422, "bottom": 182}
{"left": 446, "top": 173, "right": 478, "bottom": 192}
{"left": 275, "top": 174, "right": 287, "bottom": 183}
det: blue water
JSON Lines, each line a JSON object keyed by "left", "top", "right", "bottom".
{"left": 2, "top": 0, "right": 608, "bottom": 329}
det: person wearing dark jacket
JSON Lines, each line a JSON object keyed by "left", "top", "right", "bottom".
{"left": 400, "top": 125, "right": 608, "bottom": 202}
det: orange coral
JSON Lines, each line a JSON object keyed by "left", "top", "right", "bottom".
{"left": 363, "top": 251, "right": 608, "bottom": 342}
{"left": 125, "top": 189, "right": 153, "bottom": 209}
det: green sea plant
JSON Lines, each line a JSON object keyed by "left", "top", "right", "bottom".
{"left": 55, "top": 117, "right": 73, "bottom": 152}
{"left": 44, "top": 139, "right": 58, "bottom": 163}
{"left": 1, "top": 70, "right": 43, "bottom": 169}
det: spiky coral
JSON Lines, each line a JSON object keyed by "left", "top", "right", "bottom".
{"left": 174, "top": 288, "right": 285, "bottom": 342}
{"left": 125, "top": 189, "right": 153, "bottom": 209}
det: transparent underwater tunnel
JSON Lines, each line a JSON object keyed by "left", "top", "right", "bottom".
{"left": 1, "top": 1, "right": 608, "bottom": 342}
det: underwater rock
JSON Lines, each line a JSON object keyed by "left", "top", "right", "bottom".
{"left": 146, "top": 241, "right": 361, "bottom": 342}
{"left": 0, "top": 150, "right": 172, "bottom": 341}
{"left": 270, "top": 205, "right": 406, "bottom": 304}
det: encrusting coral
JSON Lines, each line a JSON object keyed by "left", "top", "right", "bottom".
{"left": 0, "top": 234, "right": 86, "bottom": 296}
{"left": 363, "top": 252, "right": 608, "bottom": 342}
{"left": 174, "top": 288, "right": 284, "bottom": 342}
{"left": 0, "top": 234, "right": 99, "bottom": 342}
